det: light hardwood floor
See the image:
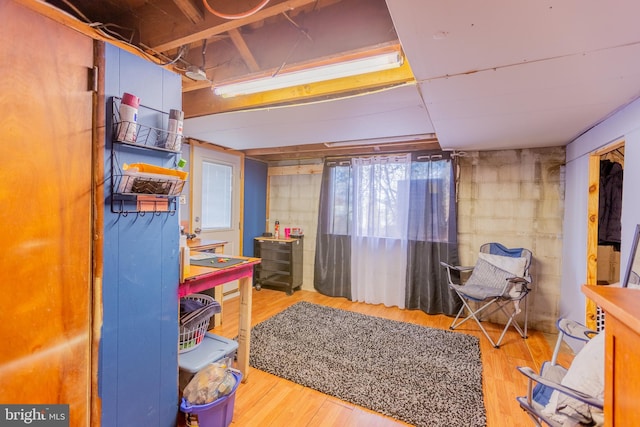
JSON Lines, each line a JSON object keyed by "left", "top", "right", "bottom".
{"left": 202, "top": 289, "right": 574, "bottom": 427}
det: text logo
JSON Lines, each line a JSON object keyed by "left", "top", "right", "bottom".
{"left": 0, "top": 405, "right": 69, "bottom": 426}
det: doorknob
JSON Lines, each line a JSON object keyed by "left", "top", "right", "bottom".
{"left": 194, "top": 227, "right": 201, "bottom": 234}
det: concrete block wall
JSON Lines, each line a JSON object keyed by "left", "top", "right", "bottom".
{"left": 457, "top": 147, "right": 566, "bottom": 332}
{"left": 266, "top": 146, "right": 565, "bottom": 332}
{"left": 268, "top": 171, "right": 322, "bottom": 291}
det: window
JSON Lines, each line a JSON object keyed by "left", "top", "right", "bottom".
{"left": 326, "top": 163, "right": 352, "bottom": 235}
{"left": 324, "top": 154, "right": 453, "bottom": 242}
{"left": 352, "top": 155, "right": 411, "bottom": 239}
{"left": 315, "top": 151, "right": 459, "bottom": 312}
{"left": 201, "top": 160, "right": 233, "bottom": 229}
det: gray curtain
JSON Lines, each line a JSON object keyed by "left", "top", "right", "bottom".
{"left": 314, "top": 161, "right": 352, "bottom": 298}
{"left": 314, "top": 152, "right": 461, "bottom": 315}
{"left": 404, "top": 152, "right": 461, "bottom": 315}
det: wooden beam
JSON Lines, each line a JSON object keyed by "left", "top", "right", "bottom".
{"left": 186, "top": 137, "right": 246, "bottom": 156}
{"left": 151, "top": 0, "right": 318, "bottom": 52}
{"left": 242, "top": 140, "right": 440, "bottom": 162}
{"left": 268, "top": 164, "right": 324, "bottom": 176}
{"left": 183, "top": 79, "right": 212, "bottom": 92}
{"left": 586, "top": 153, "right": 601, "bottom": 330}
{"left": 171, "top": 0, "right": 205, "bottom": 24}
{"left": 183, "top": 55, "right": 415, "bottom": 117}
{"left": 228, "top": 28, "right": 261, "bottom": 72}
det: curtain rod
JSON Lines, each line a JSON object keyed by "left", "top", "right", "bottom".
{"left": 325, "top": 149, "right": 462, "bottom": 165}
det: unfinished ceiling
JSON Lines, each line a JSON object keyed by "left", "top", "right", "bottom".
{"left": 45, "top": 0, "right": 640, "bottom": 159}
{"left": 46, "top": 0, "right": 406, "bottom": 113}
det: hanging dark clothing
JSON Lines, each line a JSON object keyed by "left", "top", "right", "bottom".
{"left": 598, "top": 159, "right": 623, "bottom": 251}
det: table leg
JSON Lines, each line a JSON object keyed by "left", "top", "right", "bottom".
{"left": 213, "top": 286, "right": 223, "bottom": 327}
{"left": 236, "top": 275, "right": 252, "bottom": 382}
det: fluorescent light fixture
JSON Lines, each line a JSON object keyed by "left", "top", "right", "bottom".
{"left": 214, "top": 51, "right": 404, "bottom": 98}
{"left": 324, "top": 133, "right": 437, "bottom": 148}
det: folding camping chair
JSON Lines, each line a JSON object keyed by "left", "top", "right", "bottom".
{"left": 440, "top": 242, "right": 533, "bottom": 348}
{"left": 516, "top": 318, "right": 603, "bottom": 426}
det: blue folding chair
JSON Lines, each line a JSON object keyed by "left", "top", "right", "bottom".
{"left": 516, "top": 318, "right": 602, "bottom": 426}
{"left": 441, "top": 242, "right": 533, "bottom": 348}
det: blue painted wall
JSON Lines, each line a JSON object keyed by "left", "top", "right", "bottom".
{"left": 100, "top": 44, "right": 182, "bottom": 426}
{"left": 243, "top": 158, "right": 268, "bottom": 256}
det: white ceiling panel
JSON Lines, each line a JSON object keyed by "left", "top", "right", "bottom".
{"left": 385, "top": 0, "right": 640, "bottom": 150}
{"left": 387, "top": 0, "right": 640, "bottom": 80}
{"left": 420, "top": 41, "right": 640, "bottom": 149}
{"left": 184, "top": 85, "right": 434, "bottom": 150}
{"left": 421, "top": 43, "right": 640, "bottom": 149}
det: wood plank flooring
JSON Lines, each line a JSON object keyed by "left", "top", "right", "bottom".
{"left": 199, "top": 289, "right": 574, "bottom": 427}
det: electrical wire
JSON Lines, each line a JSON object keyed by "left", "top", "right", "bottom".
{"left": 156, "top": 45, "right": 188, "bottom": 66}
{"left": 59, "top": 0, "right": 91, "bottom": 22}
{"left": 202, "top": 0, "right": 271, "bottom": 20}
{"left": 47, "top": 0, "right": 193, "bottom": 70}
{"left": 201, "top": 40, "right": 207, "bottom": 68}
{"left": 282, "top": 11, "right": 313, "bottom": 42}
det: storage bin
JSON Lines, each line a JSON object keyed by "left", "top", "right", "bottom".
{"left": 179, "top": 333, "right": 238, "bottom": 391}
{"left": 179, "top": 294, "right": 219, "bottom": 354}
{"left": 180, "top": 370, "right": 242, "bottom": 427}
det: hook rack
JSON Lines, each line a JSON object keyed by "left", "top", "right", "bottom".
{"left": 109, "top": 96, "right": 186, "bottom": 216}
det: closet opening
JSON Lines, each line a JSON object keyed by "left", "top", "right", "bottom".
{"left": 586, "top": 140, "right": 624, "bottom": 330}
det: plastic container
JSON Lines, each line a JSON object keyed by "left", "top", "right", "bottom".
{"left": 123, "top": 162, "right": 189, "bottom": 181}
{"left": 179, "top": 333, "right": 238, "bottom": 371}
{"left": 180, "top": 370, "right": 242, "bottom": 427}
{"left": 166, "top": 109, "right": 184, "bottom": 151}
{"left": 179, "top": 295, "right": 218, "bottom": 353}
{"left": 180, "top": 235, "right": 190, "bottom": 279}
{"left": 179, "top": 333, "right": 239, "bottom": 395}
{"left": 117, "top": 92, "right": 139, "bottom": 142}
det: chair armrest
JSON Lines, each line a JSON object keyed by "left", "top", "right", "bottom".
{"left": 557, "top": 318, "right": 598, "bottom": 341}
{"left": 439, "top": 261, "right": 474, "bottom": 272}
{"left": 517, "top": 367, "right": 603, "bottom": 410}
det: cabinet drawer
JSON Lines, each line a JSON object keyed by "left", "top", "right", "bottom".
{"left": 258, "top": 259, "right": 292, "bottom": 275}
{"left": 256, "top": 240, "right": 291, "bottom": 251}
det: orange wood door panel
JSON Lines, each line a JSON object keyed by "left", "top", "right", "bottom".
{"left": 0, "top": 1, "right": 94, "bottom": 425}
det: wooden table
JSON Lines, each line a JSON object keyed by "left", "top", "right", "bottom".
{"left": 582, "top": 284, "right": 640, "bottom": 426}
{"left": 187, "top": 238, "right": 228, "bottom": 253}
{"left": 186, "top": 239, "right": 228, "bottom": 327}
{"left": 180, "top": 255, "right": 260, "bottom": 382}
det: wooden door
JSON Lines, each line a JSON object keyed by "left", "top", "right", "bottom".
{"left": 191, "top": 143, "right": 244, "bottom": 296}
{"left": 0, "top": 1, "right": 94, "bottom": 425}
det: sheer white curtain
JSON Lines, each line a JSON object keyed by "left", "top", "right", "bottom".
{"left": 350, "top": 154, "right": 411, "bottom": 308}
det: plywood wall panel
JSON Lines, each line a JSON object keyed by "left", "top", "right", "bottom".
{"left": 0, "top": 1, "right": 94, "bottom": 425}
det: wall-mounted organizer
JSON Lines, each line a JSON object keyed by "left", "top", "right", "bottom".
{"left": 110, "top": 96, "right": 187, "bottom": 215}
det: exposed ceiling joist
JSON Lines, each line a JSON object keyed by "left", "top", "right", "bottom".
{"left": 171, "top": 0, "right": 204, "bottom": 24}
{"left": 228, "top": 28, "right": 260, "bottom": 72}
{"left": 151, "top": 0, "right": 319, "bottom": 52}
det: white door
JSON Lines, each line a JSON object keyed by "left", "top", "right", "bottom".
{"left": 192, "top": 144, "right": 242, "bottom": 297}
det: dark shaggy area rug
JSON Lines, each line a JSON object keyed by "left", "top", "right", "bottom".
{"left": 249, "top": 301, "right": 486, "bottom": 427}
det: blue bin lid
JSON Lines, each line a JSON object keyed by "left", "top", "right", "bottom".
{"left": 179, "top": 333, "right": 238, "bottom": 373}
